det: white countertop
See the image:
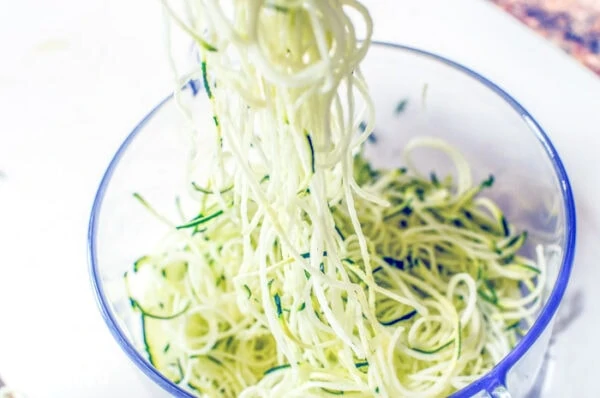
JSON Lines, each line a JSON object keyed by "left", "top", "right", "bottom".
{"left": 1, "top": 0, "right": 599, "bottom": 397}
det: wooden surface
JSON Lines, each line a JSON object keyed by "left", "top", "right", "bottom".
{"left": 492, "top": 0, "right": 600, "bottom": 75}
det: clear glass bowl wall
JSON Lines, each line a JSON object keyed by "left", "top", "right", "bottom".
{"left": 89, "top": 43, "right": 576, "bottom": 398}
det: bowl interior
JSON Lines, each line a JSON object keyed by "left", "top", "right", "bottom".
{"left": 89, "top": 43, "right": 575, "bottom": 398}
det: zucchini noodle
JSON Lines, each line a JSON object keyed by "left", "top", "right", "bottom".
{"left": 125, "top": 1, "right": 549, "bottom": 397}
{"left": 0, "top": 388, "right": 23, "bottom": 398}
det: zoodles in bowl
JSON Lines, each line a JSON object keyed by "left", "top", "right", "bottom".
{"left": 119, "top": 0, "right": 559, "bottom": 397}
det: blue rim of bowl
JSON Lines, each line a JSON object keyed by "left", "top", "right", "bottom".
{"left": 88, "top": 41, "right": 576, "bottom": 397}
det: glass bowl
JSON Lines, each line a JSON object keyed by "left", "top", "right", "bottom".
{"left": 88, "top": 42, "right": 576, "bottom": 398}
